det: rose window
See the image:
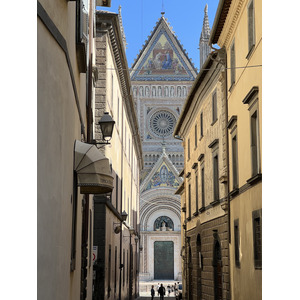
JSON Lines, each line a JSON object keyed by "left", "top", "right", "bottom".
{"left": 149, "top": 110, "right": 176, "bottom": 137}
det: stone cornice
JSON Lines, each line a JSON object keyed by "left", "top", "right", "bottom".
{"left": 96, "top": 11, "right": 143, "bottom": 169}
{"left": 208, "top": 138, "right": 219, "bottom": 149}
{"left": 227, "top": 115, "right": 237, "bottom": 129}
{"left": 218, "top": 0, "right": 245, "bottom": 47}
{"left": 242, "top": 86, "right": 259, "bottom": 104}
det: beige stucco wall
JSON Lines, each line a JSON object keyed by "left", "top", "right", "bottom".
{"left": 229, "top": 183, "right": 262, "bottom": 300}
{"left": 37, "top": 1, "right": 93, "bottom": 299}
{"left": 216, "top": 0, "right": 262, "bottom": 299}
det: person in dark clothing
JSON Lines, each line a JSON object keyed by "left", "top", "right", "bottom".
{"left": 151, "top": 285, "right": 155, "bottom": 300}
{"left": 158, "top": 284, "right": 166, "bottom": 300}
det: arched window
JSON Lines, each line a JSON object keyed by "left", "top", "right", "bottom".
{"left": 154, "top": 216, "right": 174, "bottom": 231}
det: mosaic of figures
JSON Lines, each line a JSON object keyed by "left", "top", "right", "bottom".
{"left": 132, "top": 85, "right": 189, "bottom": 98}
{"left": 139, "top": 33, "right": 188, "bottom": 76}
{"left": 144, "top": 163, "right": 180, "bottom": 191}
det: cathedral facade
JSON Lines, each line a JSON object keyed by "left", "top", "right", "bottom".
{"left": 130, "top": 14, "right": 197, "bottom": 281}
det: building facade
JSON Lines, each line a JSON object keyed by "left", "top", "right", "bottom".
{"left": 130, "top": 14, "right": 197, "bottom": 281}
{"left": 174, "top": 48, "right": 230, "bottom": 300}
{"left": 209, "top": 0, "right": 262, "bottom": 299}
{"left": 93, "top": 9, "right": 143, "bottom": 300}
{"left": 38, "top": 2, "right": 142, "bottom": 300}
{"left": 38, "top": 1, "right": 99, "bottom": 299}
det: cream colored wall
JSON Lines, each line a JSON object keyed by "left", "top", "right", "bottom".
{"left": 37, "top": 1, "right": 91, "bottom": 299}
{"left": 225, "top": 0, "right": 262, "bottom": 189}
{"left": 217, "top": 1, "right": 262, "bottom": 299}
{"left": 229, "top": 184, "right": 262, "bottom": 300}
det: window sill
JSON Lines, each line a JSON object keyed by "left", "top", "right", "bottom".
{"left": 247, "top": 173, "right": 262, "bottom": 185}
{"left": 199, "top": 207, "right": 205, "bottom": 213}
{"left": 254, "top": 264, "right": 262, "bottom": 270}
{"left": 210, "top": 199, "right": 220, "bottom": 207}
{"left": 229, "top": 188, "right": 239, "bottom": 198}
{"left": 229, "top": 82, "right": 235, "bottom": 93}
{"left": 211, "top": 119, "right": 218, "bottom": 126}
{"left": 246, "top": 44, "right": 255, "bottom": 60}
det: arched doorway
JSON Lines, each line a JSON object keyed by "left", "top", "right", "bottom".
{"left": 213, "top": 239, "right": 222, "bottom": 300}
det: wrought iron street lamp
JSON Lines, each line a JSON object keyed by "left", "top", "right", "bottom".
{"left": 92, "top": 112, "right": 115, "bottom": 146}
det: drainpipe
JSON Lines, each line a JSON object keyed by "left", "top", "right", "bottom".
{"left": 119, "top": 95, "right": 124, "bottom": 300}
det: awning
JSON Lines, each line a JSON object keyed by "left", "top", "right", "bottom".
{"left": 74, "top": 140, "right": 114, "bottom": 194}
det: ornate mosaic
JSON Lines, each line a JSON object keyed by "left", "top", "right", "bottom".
{"left": 131, "top": 29, "right": 195, "bottom": 81}
{"left": 149, "top": 110, "right": 176, "bottom": 138}
{"left": 144, "top": 163, "right": 179, "bottom": 191}
{"left": 154, "top": 216, "right": 174, "bottom": 230}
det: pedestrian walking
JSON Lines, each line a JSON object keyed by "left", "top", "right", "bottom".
{"left": 167, "top": 285, "right": 171, "bottom": 296}
{"left": 157, "top": 283, "right": 160, "bottom": 296}
{"left": 158, "top": 283, "right": 166, "bottom": 300}
{"left": 151, "top": 285, "right": 155, "bottom": 300}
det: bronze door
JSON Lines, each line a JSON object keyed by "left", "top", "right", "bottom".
{"left": 154, "top": 241, "right": 174, "bottom": 279}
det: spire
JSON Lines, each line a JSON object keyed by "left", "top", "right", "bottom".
{"left": 118, "top": 5, "right": 127, "bottom": 50}
{"left": 199, "top": 4, "right": 211, "bottom": 69}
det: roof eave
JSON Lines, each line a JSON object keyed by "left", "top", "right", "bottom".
{"left": 209, "top": 0, "right": 232, "bottom": 45}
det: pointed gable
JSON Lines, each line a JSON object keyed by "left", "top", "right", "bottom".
{"left": 140, "top": 150, "right": 183, "bottom": 193}
{"left": 130, "top": 16, "right": 197, "bottom": 81}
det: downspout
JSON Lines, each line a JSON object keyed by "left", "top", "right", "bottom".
{"left": 119, "top": 96, "right": 124, "bottom": 300}
{"left": 223, "top": 48, "right": 232, "bottom": 300}
{"left": 87, "top": 0, "right": 93, "bottom": 144}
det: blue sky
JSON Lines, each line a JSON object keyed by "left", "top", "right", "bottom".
{"left": 96, "top": 0, "right": 219, "bottom": 71}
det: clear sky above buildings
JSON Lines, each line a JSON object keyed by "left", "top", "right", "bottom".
{"left": 97, "top": 0, "right": 219, "bottom": 71}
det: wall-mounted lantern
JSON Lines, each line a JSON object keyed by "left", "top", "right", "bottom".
{"left": 93, "top": 112, "right": 115, "bottom": 146}
{"left": 113, "top": 210, "right": 128, "bottom": 234}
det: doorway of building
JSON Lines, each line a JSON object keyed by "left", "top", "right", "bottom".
{"left": 213, "top": 241, "right": 222, "bottom": 300}
{"left": 154, "top": 241, "right": 174, "bottom": 279}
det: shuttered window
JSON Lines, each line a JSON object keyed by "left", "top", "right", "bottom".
{"left": 195, "top": 175, "right": 199, "bottom": 212}
{"left": 248, "top": 0, "right": 255, "bottom": 52}
{"left": 251, "top": 111, "right": 259, "bottom": 175}
{"left": 200, "top": 112, "right": 203, "bottom": 137}
{"left": 213, "top": 155, "right": 219, "bottom": 201}
{"left": 201, "top": 167, "right": 205, "bottom": 208}
{"left": 230, "top": 41, "right": 236, "bottom": 87}
{"left": 232, "top": 135, "right": 239, "bottom": 188}
{"left": 252, "top": 209, "right": 262, "bottom": 268}
{"left": 212, "top": 90, "right": 217, "bottom": 123}
{"left": 234, "top": 219, "right": 240, "bottom": 267}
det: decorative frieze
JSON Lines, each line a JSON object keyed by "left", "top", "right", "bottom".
{"left": 132, "top": 84, "right": 189, "bottom": 98}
